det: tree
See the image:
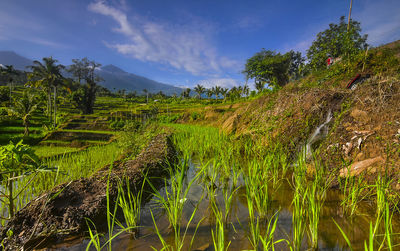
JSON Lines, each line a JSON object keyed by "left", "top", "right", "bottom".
{"left": 255, "top": 81, "right": 265, "bottom": 93}
{"left": 243, "top": 49, "right": 302, "bottom": 89}
{"left": 306, "top": 16, "right": 368, "bottom": 69}
{"left": 220, "top": 88, "right": 228, "bottom": 101}
{"left": 206, "top": 89, "right": 213, "bottom": 99}
{"left": 194, "top": 84, "right": 205, "bottom": 99}
{"left": 28, "top": 57, "right": 65, "bottom": 126}
{"left": 9, "top": 90, "right": 39, "bottom": 136}
{"left": 181, "top": 88, "right": 191, "bottom": 98}
{"left": 214, "top": 86, "right": 222, "bottom": 99}
{"left": 68, "top": 58, "right": 102, "bottom": 114}
{"left": 243, "top": 84, "right": 250, "bottom": 97}
{"left": 0, "top": 65, "right": 19, "bottom": 106}
{"left": 142, "top": 89, "right": 149, "bottom": 103}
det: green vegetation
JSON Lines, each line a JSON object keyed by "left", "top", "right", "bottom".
{"left": 0, "top": 141, "right": 46, "bottom": 218}
{"left": 1, "top": 13, "right": 400, "bottom": 251}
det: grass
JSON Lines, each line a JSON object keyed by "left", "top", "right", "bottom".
{"left": 117, "top": 176, "right": 145, "bottom": 236}
{"left": 340, "top": 172, "right": 371, "bottom": 217}
{"left": 147, "top": 156, "right": 204, "bottom": 251}
{"left": 211, "top": 201, "right": 230, "bottom": 251}
{"left": 32, "top": 145, "right": 78, "bottom": 157}
{"left": 0, "top": 142, "right": 125, "bottom": 223}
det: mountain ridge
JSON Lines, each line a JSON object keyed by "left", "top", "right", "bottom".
{"left": 0, "top": 51, "right": 181, "bottom": 95}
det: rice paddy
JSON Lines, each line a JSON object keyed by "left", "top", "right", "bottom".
{"left": 42, "top": 124, "right": 400, "bottom": 250}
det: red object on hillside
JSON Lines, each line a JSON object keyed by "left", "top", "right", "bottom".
{"left": 326, "top": 57, "right": 333, "bottom": 67}
{"left": 346, "top": 74, "right": 361, "bottom": 89}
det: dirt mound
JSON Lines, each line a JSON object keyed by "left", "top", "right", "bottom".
{"left": 320, "top": 76, "right": 400, "bottom": 179}
{"left": 0, "top": 133, "right": 177, "bottom": 250}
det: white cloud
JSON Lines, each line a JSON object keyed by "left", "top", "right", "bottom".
{"left": 88, "top": 1, "right": 239, "bottom": 76}
{"left": 194, "top": 78, "right": 241, "bottom": 89}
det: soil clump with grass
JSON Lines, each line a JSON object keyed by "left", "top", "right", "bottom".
{"left": 0, "top": 133, "right": 177, "bottom": 250}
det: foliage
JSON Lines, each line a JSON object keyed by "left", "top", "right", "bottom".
{"left": 9, "top": 90, "right": 40, "bottom": 136}
{"left": 181, "top": 88, "right": 191, "bottom": 98}
{"left": 243, "top": 49, "right": 304, "bottom": 89}
{"left": 364, "top": 48, "right": 400, "bottom": 76}
{"left": 306, "top": 16, "right": 368, "bottom": 70}
{"left": 67, "top": 58, "right": 102, "bottom": 114}
{"left": 28, "top": 57, "right": 65, "bottom": 127}
{"left": 194, "top": 84, "right": 205, "bottom": 99}
{"left": 109, "top": 119, "right": 126, "bottom": 131}
{"left": 0, "top": 140, "right": 41, "bottom": 218}
{"left": 0, "top": 86, "right": 9, "bottom": 103}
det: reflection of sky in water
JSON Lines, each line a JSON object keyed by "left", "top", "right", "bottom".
{"left": 53, "top": 160, "right": 399, "bottom": 251}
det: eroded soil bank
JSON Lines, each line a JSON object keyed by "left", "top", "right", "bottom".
{"left": 0, "top": 133, "right": 177, "bottom": 250}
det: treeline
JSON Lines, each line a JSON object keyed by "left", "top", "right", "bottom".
{"left": 0, "top": 57, "right": 104, "bottom": 135}
{"left": 243, "top": 16, "right": 399, "bottom": 91}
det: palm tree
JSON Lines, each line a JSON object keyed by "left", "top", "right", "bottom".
{"left": 10, "top": 91, "right": 39, "bottom": 136}
{"left": 181, "top": 88, "right": 191, "bottom": 99}
{"left": 28, "top": 57, "right": 65, "bottom": 127}
{"left": 220, "top": 88, "right": 229, "bottom": 102}
{"left": 206, "top": 89, "right": 213, "bottom": 99}
{"left": 214, "top": 86, "right": 222, "bottom": 99}
{"left": 243, "top": 84, "right": 250, "bottom": 97}
{"left": 1, "top": 65, "right": 18, "bottom": 106}
{"left": 255, "top": 81, "right": 265, "bottom": 93}
{"left": 143, "top": 89, "right": 148, "bottom": 103}
{"left": 194, "top": 84, "right": 205, "bottom": 99}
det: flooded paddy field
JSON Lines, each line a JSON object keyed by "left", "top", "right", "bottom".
{"left": 40, "top": 125, "right": 400, "bottom": 251}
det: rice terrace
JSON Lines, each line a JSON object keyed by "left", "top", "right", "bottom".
{"left": 1, "top": 0, "right": 400, "bottom": 250}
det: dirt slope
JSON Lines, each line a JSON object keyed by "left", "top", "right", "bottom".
{"left": 181, "top": 75, "right": 400, "bottom": 184}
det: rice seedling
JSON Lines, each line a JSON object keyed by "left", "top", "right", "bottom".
{"left": 306, "top": 180, "right": 322, "bottom": 250}
{"left": 85, "top": 164, "right": 128, "bottom": 251}
{"left": 244, "top": 159, "right": 273, "bottom": 219}
{"left": 305, "top": 159, "right": 331, "bottom": 250}
{"left": 289, "top": 154, "right": 308, "bottom": 251}
{"left": 211, "top": 201, "right": 231, "bottom": 251}
{"left": 146, "top": 157, "right": 204, "bottom": 250}
{"left": 259, "top": 212, "right": 288, "bottom": 251}
{"left": 116, "top": 175, "right": 146, "bottom": 236}
{"left": 340, "top": 172, "right": 370, "bottom": 217}
{"left": 290, "top": 187, "right": 307, "bottom": 251}
{"left": 221, "top": 181, "right": 239, "bottom": 224}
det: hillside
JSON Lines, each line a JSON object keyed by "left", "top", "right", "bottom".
{"left": 97, "top": 64, "right": 182, "bottom": 95}
{"left": 180, "top": 41, "right": 400, "bottom": 187}
{"left": 0, "top": 51, "right": 33, "bottom": 70}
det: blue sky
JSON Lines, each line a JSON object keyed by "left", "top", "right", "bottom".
{"left": 1, "top": 0, "right": 399, "bottom": 89}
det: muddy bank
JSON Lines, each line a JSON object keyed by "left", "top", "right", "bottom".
{"left": 0, "top": 133, "right": 177, "bottom": 250}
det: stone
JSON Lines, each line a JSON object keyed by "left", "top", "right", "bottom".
{"left": 339, "top": 156, "right": 384, "bottom": 177}
{"left": 350, "top": 109, "right": 370, "bottom": 124}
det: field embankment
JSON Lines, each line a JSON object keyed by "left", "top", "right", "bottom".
{"left": 0, "top": 133, "right": 177, "bottom": 250}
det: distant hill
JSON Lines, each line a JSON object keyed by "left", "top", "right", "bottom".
{"left": 0, "top": 51, "right": 182, "bottom": 95}
{"left": 97, "top": 64, "right": 182, "bottom": 95}
{"left": 0, "top": 51, "right": 33, "bottom": 70}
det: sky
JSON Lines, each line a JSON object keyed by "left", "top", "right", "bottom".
{"left": 0, "top": 0, "right": 399, "bottom": 89}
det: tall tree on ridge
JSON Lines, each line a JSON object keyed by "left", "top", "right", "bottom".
{"left": 68, "top": 58, "right": 102, "bottom": 114}
{"left": 28, "top": 57, "right": 65, "bottom": 127}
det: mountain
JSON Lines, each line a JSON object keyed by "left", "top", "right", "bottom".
{"left": 97, "top": 64, "right": 182, "bottom": 95}
{"left": 0, "top": 51, "right": 33, "bottom": 70}
{"left": 0, "top": 51, "right": 182, "bottom": 95}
